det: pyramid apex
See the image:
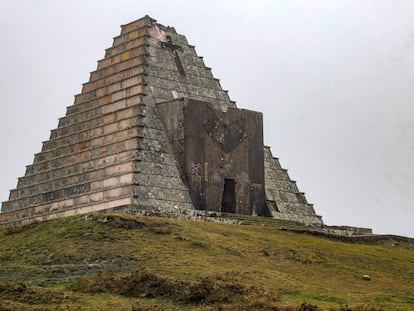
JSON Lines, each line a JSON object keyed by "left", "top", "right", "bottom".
{"left": 120, "top": 15, "right": 155, "bottom": 34}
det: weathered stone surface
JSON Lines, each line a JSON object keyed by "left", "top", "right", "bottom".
{"left": 264, "top": 146, "right": 323, "bottom": 225}
{"left": 1, "top": 15, "right": 326, "bottom": 229}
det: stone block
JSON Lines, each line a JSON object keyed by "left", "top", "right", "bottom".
{"left": 105, "top": 162, "right": 134, "bottom": 175}
{"left": 91, "top": 181, "right": 103, "bottom": 191}
{"left": 0, "top": 212, "right": 12, "bottom": 223}
{"left": 90, "top": 127, "right": 104, "bottom": 137}
{"left": 114, "top": 30, "right": 146, "bottom": 47}
{"left": 82, "top": 79, "right": 104, "bottom": 93}
{"left": 84, "top": 169, "right": 103, "bottom": 181}
{"left": 89, "top": 192, "right": 104, "bottom": 202}
{"left": 139, "top": 137, "right": 173, "bottom": 154}
{"left": 111, "top": 141, "right": 127, "bottom": 153}
{"left": 94, "top": 197, "right": 132, "bottom": 212}
{"left": 133, "top": 185, "right": 191, "bottom": 202}
{"left": 91, "top": 117, "right": 105, "bottom": 129}
{"left": 126, "top": 95, "right": 142, "bottom": 107}
{"left": 127, "top": 27, "right": 147, "bottom": 42}
{"left": 133, "top": 197, "right": 193, "bottom": 211}
{"left": 104, "top": 187, "right": 123, "bottom": 200}
{"left": 90, "top": 137, "right": 104, "bottom": 148}
{"left": 120, "top": 173, "right": 133, "bottom": 184}
{"left": 28, "top": 185, "right": 41, "bottom": 196}
{"left": 112, "top": 67, "right": 143, "bottom": 84}
{"left": 74, "top": 195, "right": 89, "bottom": 206}
{"left": 112, "top": 100, "right": 128, "bottom": 113}
{"left": 103, "top": 122, "right": 120, "bottom": 135}
{"left": 91, "top": 58, "right": 144, "bottom": 82}
{"left": 96, "top": 146, "right": 109, "bottom": 157}
{"left": 125, "top": 45, "right": 147, "bottom": 59}
{"left": 1, "top": 201, "right": 13, "bottom": 212}
{"left": 16, "top": 178, "right": 26, "bottom": 188}
{"left": 96, "top": 82, "right": 122, "bottom": 98}
{"left": 103, "top": 113, "right": 115, "bottom": 124}
{"left": 10, "top": 190, "right": 18, "bottom": 200}
{"left": 97, "top": 45, "right": 146, "bottom": 71}
{"left": 66, "top": 155, "right": 78, "bottom": 165}
{"left": 110, "top": 90, "right": 127, "bottom": 103}
{"left": 97, "top": 95, "right": 112, "bottom": 106}
{"left": 75, "top": 131, "right": 87, "bottom": 141}
{"left": 134, "top": 173, "right": 187, "bottom": 190}
{"left": 62, "top": 208, "right": 77, "bottom": 218}
{"left": 113, "top": 139, "right": 138, "bottom": 153}
{"left": 79, "top": 151, "right": 92, "bottom": 161}
{"left": 96, "top": 57, "right": 116, "bottom": 71}
{"left": 103, "top": 177, "right": 119, "bottom": 188}
{"left": 137, "top": 150, "right": 177, "bottom": 165}
{"left": 73, "top": 140, "right": 90, "bottom": 152}
{"left": 105, "top": 127, "right": 139, "bottom": 144}
{"left": 128, "top": 84, "right": 144, "bottom": 97}
{"left": 116, "top": 107, "right": 135, "bottom": 120}
{"left": 89, "top": 70, "right": 104, "bottom": 82}
{"left": 16, "top": 208, "right": 30, "bottom": 219}
{"left": 66, "top": 165, "right": 80, "bottom": 175}
{"left": 74, "top": 122, "right": 86, "bottom": 133}
{"left": 124, "top": 38, "right": 146, "bottom": 52}
{"left": 58, "top": 199, "right": 74, "bottom": 209}
{"left": 101, "top": 103, "right": 115, "bottom": 115}
{"left": 74, "top": 91, "right": 97, "bottom": 105}
{"left": 120, "top": 19, "right": 148, "bottom": 36}
{"left": 121, "top": 75, "right": 143, "bottom": 89}
{"left": 135, "top": 161, "right": 181, "bottom": 178}
{"left": 118, "top": 58, "right": 145, "bottom": 73}
{"left": 138, "top": 114, "right": 164, "bottom": 131}
{"left": 119, "top": 117, "right": 139, "bottom": 130}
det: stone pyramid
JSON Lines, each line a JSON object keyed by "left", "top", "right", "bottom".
{"left": 0, "top": 16, "right": 322, "bottom": 227}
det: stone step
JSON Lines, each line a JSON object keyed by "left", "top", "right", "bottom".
{"left": 74, "top": 82, "right": 145, "bottom": 106}
{"left": 264, "top": 146, "right": 316, "bottom": 222}
{"left": 85, "top": 57, "right": 146, "bottom": 87}
{"left": 106, "top": 29, "right": 149, "bottom": 57}
{"left": 97, "top": 43, "right": 148, "bottom": 71}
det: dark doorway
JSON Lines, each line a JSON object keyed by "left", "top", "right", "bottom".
{"left": 221, "top": 179, "right": 236, "bottom": 213}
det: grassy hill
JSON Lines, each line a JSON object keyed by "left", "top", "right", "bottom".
{"left": 0, "top": 213, "right": 413, "bottom": 310}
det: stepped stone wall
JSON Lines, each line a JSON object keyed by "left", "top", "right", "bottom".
{"left": 264, "top": 146, "right": 323, "bottom": 225}
{"left": 1, "top": 15, "right": 322, "bottom": 227}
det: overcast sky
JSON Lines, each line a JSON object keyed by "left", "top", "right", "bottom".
{"left": 0, "top": 0, "right": 413, "bottom": 237}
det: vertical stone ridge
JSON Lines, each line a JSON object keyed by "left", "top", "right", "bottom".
{"left": 126, "top": 18, "right": 240, "bottom": 216}
{"left": 130, "top": 20, "right": 199, "bottom": 215}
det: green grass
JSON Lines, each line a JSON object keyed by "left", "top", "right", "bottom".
{"left": 0, "top": 213, "right": 413, "bottom": 310}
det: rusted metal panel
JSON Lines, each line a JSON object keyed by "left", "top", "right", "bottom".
{"left": 184, "top": 100, "right": 206, "bottom": 210}
{"left": 178, "top": 99, "right": 268, "bottom": 216}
